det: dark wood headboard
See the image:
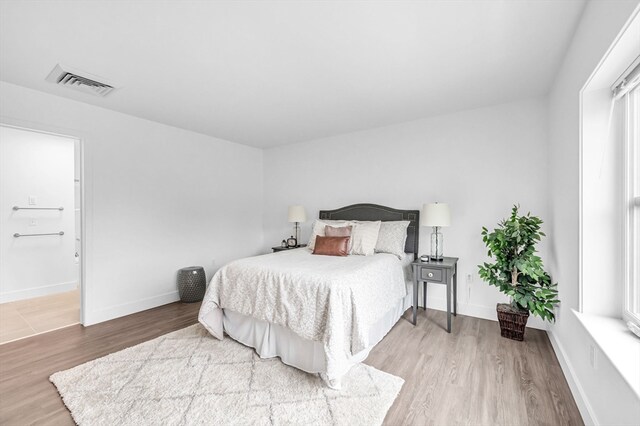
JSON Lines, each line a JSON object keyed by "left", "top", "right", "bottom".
{"left": 318, "top": 203, "right": 420, "bottom": 257}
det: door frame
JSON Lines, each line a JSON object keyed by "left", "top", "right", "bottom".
{"left": 0, "top": 121, "right": 87, "bottom": 325}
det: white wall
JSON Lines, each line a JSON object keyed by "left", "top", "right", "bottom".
{"left": 264, "top": 97, "right": 550, "bottom": 328}
{"left": 0, "top": 126, "right": 77, "bottom": 302}
{"left": 0, "top": 81, "right": 264, "bottom": 325}
{"left": 547, "top": 0, "right": 640, "bottom": 424}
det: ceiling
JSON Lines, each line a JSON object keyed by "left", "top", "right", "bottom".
{"left": 0, "top": 0, "right": 586, "bottom": 148}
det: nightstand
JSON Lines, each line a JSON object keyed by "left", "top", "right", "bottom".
{"left": 271, "top": 244, "right": 307, "bottom": 253}
{"left": 411, "top": 257, "right": 458, "bottom": 332}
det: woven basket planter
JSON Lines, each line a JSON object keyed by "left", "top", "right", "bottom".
{"left": 496, "top": 303, "right": 529, "bottom": 341}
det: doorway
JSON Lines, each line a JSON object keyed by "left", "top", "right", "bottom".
{"left": 0, "top": 124, "right": 83, "bottom": 344}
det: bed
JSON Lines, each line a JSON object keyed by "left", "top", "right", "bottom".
{"left": 198, "top": 203, "right": 419, "bottom": 388}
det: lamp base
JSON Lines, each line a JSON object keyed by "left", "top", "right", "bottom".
{"left": 430, "top": 227, "right": 444, "bottom": 261}
{"left": 429, "top": 255, "right": 444, "bottom": 261}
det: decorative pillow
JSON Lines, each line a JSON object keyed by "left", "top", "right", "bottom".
{"left": 308, "top": 220, "right": 349, "bottom": 250}
{"left": 325, "top": 225, "right": 353, "bottom": 251}
{"left": 349, "top": 221, "right": 381, "bottom": 256}
{"left": 325, "top": 225, "right": 352, "bottom": 237}
{"left": 312, "top": 236, "right": 350, "bottom": 256}
{"left": 375, "top": 221, "right": 410, "bottom": 259}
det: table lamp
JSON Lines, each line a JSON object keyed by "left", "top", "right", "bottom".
{"left": 421, "top": 202, "right": 451, "bottom": 261}
{"left": 287, "top": 205, "right": 307, "bottom": 247}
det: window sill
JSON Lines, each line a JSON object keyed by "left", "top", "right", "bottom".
{"left": 573, "top": 310, "right": 640, "bottom": 398}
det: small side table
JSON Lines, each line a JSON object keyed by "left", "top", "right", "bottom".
{"left": 272, "top": 244, "right": 307, "bottom": 253}
{"left": 412, "top": 257, "right": 458, "bottom": 332}
{"left": 177, "top": 266, "right": 206, "bottom": 303}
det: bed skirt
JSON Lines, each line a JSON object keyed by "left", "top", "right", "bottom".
{"left": 201, "top": 282, "right": 413, "bottom": 389}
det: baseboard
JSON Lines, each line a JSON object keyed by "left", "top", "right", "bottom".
{"left": 546, "top": 328, "right": 597, "bottom": 425}
{"left": 84, "top": 291, "right": 180, "bottom": 326}
{"left": 0, "top": 281, "right": 78, "bottom": 303}
{"left": 422, "top": 296, "right": 547, "bottom": 330}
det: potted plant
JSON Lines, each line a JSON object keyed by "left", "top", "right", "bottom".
{"left": 478, "top": 205, "right": 559, "bottom": 341}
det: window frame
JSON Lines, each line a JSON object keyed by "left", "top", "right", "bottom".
{"left": 623, "top": 84, "right": 640, "bottom": 327}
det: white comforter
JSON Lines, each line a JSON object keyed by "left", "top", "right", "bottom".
{"left": 198, "top": 248, "right": 407, "bottom": 381}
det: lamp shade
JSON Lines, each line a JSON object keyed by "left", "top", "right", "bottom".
{"left": 288, "top": 205, "right": 307, "bottom": 223}
{"left": 421, "top": 203, "right": 451, "bottom": 227}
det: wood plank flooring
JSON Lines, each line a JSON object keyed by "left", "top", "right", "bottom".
{"left": 0, "top": 301, "right": 201, "bottom": 426}
{"left": 0, "top": 302, "right": 582, "bottom": 426}
{"left": 368, "top": 309, "right": 582, "bottom": 425}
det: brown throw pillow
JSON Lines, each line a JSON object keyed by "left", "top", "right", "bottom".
{"left": 324, "top": 225, "right": 353, "bottom": 237}
{"left": 312, "top": 236, "right": 350, "bottom": 256}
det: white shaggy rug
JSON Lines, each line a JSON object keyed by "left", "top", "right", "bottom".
{"left": 50, "top": 324, "right": 403, "bottom": 426}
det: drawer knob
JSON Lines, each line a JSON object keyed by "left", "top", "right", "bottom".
{"left": 428, "top": 272, "right": 434, "bottom": 278}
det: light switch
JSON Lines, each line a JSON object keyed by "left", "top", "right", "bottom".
{"left": 28, "top": 196, "right": 37, "bottom": 205}
{"left": 29, "top": 219, "right": 37, "bottom": 227}
{"left": 589, "top": 344, "right": 598, "bottom": 370}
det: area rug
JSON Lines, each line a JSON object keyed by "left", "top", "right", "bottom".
{"left": 50, "top": 324, "right": 403, "bottom": 425}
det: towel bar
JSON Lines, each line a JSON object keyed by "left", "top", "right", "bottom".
{"left": 13, "top": 206, "right": 64, "bottom": 211}
{"left": 13, "top": 231, "right": 64, "bottom": 238}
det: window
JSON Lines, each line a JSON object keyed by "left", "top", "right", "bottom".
{"left": 623, "top": 81, "right": 640, "bottom": 331}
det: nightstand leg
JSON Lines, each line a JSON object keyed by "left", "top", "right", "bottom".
{"left": 423, "top": 281, "right": 427, "bottom": 310}
{"left": 413, "top": 282, "right": 418, "bottom": 325}
{"left": 412, "top": 266, "right": 418, "bottom": 325}
{"left": 453, "top": 267, "right": 457, "bottom": 316}
{"left": 446, "top": 277, "right": 452, "bottom": 333}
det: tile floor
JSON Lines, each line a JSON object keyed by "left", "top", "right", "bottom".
{"left": 0, "top": 289, "right": 80, "bottom": 344}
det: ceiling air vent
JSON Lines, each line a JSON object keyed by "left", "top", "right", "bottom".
{"left": 46, "top": 64, "right": 115, "bottom": 97}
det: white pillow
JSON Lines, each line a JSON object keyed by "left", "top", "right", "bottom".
{"left": 350, "top": 221, "right": 382, "bottom": 256}
{"left": 375, "top": 221, "right": 410, "bottom": 259}
{"left": 307, "top": 219, "right": 349, "bottom": 250}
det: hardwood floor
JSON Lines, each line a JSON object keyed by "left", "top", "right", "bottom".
{"left": 0, "top": 301, "right": 201, "bottom": 426}
{"left": 369, "top": 310, "right": 583, "bottom": 426}
{"left": 0, "top": 302, "right": 582, "bottom": 426}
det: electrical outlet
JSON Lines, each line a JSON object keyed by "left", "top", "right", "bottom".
{"left": 29, "top": 219, "right": 37, "bottom": 227}
{"left": 589, "top": 344, "right": 598, "bottom": 369}
{"left": 466, "top": 273, "right": 473, "bottom": 283}
{"left": 28, "top": 195, "right": 37, "bottom": 205}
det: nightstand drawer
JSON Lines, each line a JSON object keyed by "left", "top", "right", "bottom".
{"left": 420, "top": 267, "right": 444, "bottom": 282}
